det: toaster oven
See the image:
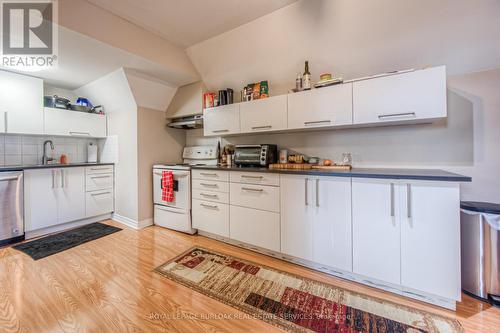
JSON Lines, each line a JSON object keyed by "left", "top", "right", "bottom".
{"left": 234, "top": 144, "right": 278, "bottom": 167}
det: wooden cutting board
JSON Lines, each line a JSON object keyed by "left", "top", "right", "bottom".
{"left": 311, "top": 165, "right": 351, "bottom": 171}
{"left": 269, "top": 163, "right": 312, "bottom": 170}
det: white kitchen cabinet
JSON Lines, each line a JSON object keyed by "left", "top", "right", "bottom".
{"left": 44, "top": 107, "right": 107, "bottom": 138}
{"left": 0, "top": 70, "right": 44, "bottom": 134}
{"left": 353, "top": 66, "right": 446, "bottom": 125}
{"left": 352, "top": 177, "right": 461, "bottom": 300}
{"left": 58, "top": 167, "right": 86, "bottom": 224}
{"left": 312, "top": 177, "right": 352, "bottom": 271}
{"left": 86, "top": 190, "right": 114, "bottom": 217}
{"left": 280, "top": 175, "right": 352, "bottom": 269}
{"left": 230, "top": 205, "right": 280, "bottom": 252}
{"left": 192, "top": 199, "right": 230, "bottom": 237}
{"left": 287, "top": 83, "right": 353, "bottom": 130}
{"left": 25, "top": 167, "right": 86, "bottom": 232}
{"left": 240, "top": 95, "right": 287, "bottom": 133}
{"left": 203, "top": 104, "right": 240, "bottom": 136}
{"left": 0, "top": 111, "right": 5, "bottom": 133}
{"left": 24, "top": 169, "right": 59, "bottom": 232}
{"left": 352, "top": 178, "right": 401, "bottom": 285}
{"left": 280, "top": 175, "right": 314, "bottom": 260}
{"left": 400, "top": 181, "right": 460, "bottom": 300}
{"left": 230, "top": 182, "right": 280, "bottom": 213}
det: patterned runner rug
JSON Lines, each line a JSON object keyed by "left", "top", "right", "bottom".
{"left": 155, "top": 247, "right": 463, "bottom": 333}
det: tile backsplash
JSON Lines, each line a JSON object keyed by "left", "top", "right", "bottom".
{"left": 0, "top": 134, "right": 97, "bottom": 166}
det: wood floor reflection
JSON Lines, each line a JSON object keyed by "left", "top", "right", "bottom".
{"left": 0, "top": 220, "right": 498, "bottom": 332}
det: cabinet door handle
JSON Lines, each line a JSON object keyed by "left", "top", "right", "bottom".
{"left": 200, "top": 183, "right": 217, "bottom": 187}
{"left": 241, "top": 187, "right": 263, "bottom": 192}
{"left": 305, "top": 178, "right": 309, "bottom": 206}
{"left": 390, "top": 183, "right": 395, "bottom": 217}
{"left": 251, "top": 125, "right": 272, "bottom": 130}
{"left": 90, "top": 175, "right": 111, "bottom": 179}
{"left": 407, "top": 184, "right": 412, "bottom": 219}
{"left": 61, "top": 169, "right": 65, "bottom": 188}
{"left": 200, "top": 172, "right": 217, "bottom": 176}
{"left": 212, "top": 129, "right": 229, "bottom": 133}
{"left": 241, "top": 175, "right": 263, "bottom": 179}
{"left": 91, "top": 192, "right": 111, "bottom": 196}
{"left": 378, "top": 112, "right": 416, "bottom": 120}
{"left": 200, "top": 193, "right": 218, "bottom": 198}
{"left": 304, "top": 120, "right": 331, "bottom": 126}
{"left": 70, "top": 131, "right": 91, "bottom": 136}
{"left": 200, "top": 203, "right": 218, "bottom": 209}
{"left": 3, "top": 112, "right": 7, "bottom": 132}
{"left": 52, "top": 170, "right": 55, "bottom": 188}
{"left": 316, "top": 178, "right": 319, "bottom": 207}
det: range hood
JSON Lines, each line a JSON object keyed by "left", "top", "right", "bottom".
{"left": 167, "top": 115, "right": 203, "bottom": 129}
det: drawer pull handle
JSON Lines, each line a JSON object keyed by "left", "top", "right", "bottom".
{"left": 200, "top": 203, "right": 218, "bottom": 209}
{"left": 251, "top": 125, "right": 272, "bottom": 130}
{"left": 241, "top": 187, "right": 264, "bottom": 192}
{"left": 378, "top": 112, "right": 416, "bottom": 120}
{"left": 70, "top": 131, "right": 91, "bottom": 136}
{"left": 200, "top": 183, "right": 217, "bottom": 187}
{"left": 241, "top": 175, "right": 263, "bottom": 179}
{"left": 200, "top": 173, "right": 218, "bottom": 176}
{"left": 91, "top": 192, "right": 111, "bottom": 196}
{"left": 90, "top": 167, "right": 110, "bottom": 171}
{"left": 304, "top": 120, "right": 331, "bottom": 126}
{"left": 90, "top": 175, "right": 111, "bottom": 179}
{"left": 200, "top": 193, "right": 218, "bottom": 198}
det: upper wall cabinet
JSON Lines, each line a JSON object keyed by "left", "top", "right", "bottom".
{"left": 44, "top": 108, "right": 107, "bottom": 138}
{"left": 288, "top": 83, "right": 353, "bottom": 130}
{"left": 203, "top": 104, "right": 240, "bottom": 136}
{"left": 353, "top": 66, "right": 446, "bottom": 125}
{"left": 0, "top": 70, "right": 44, "bottom": 134}
{"left": 240, "top": 95, "right": 287, "bottom": 133}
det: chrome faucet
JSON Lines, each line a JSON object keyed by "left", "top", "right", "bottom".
{"left": 42, "top": 140, "right": 54, "bottom": 165}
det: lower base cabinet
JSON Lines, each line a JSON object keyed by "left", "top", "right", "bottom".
{"left": 230, "top": 205, "right": 280, "bottom": 252}
{"left": 86, "top": 190, "right": 114, "bottom": 217}
{"left": 280, "top": 175, "right": 352, "bottom": 271}
{"left": 352, "top": 178, "right": 461, "bottom": 301}
{"left": 192, "top": 199, "right": 230, "bottom": 237}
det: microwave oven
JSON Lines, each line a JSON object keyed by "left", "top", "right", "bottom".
{"left": 234, "top": 144, "right": 278, "bottom": 167}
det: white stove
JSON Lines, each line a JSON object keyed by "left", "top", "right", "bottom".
{"left": 153, "top": 146, "right": 218, "bottom": 234}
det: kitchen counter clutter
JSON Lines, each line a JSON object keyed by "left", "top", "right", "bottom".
{"left": 191, "top": 166, "right": 470, "bottom": 310}
{"left": 191, "top": 165, "right": 471, "bottom": 182}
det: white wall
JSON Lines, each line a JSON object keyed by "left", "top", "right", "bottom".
{"left": 76, "top": 68, "right": 140, "bottom": 222}
{"left": 186, "top": 0, "right": 500, "bottom": 203}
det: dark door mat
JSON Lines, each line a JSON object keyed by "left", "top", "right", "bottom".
{"left": 12, "top": 222, "right": 122, "bottom": 260}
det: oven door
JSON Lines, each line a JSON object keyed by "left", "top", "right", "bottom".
{"left": 153, "top": 169, "right": 190, "bottom": 210}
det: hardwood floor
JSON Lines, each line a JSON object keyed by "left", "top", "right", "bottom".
{"left": 0, "top": 220, "right": 498, "bottom": 333}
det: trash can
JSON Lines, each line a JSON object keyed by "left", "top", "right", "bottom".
{"left": 460, "top": 201, "right": 500, "bottom": 306}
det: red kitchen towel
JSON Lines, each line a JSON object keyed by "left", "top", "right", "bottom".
{"left": 162, "top": 171, "right": 174, "bottom": 202}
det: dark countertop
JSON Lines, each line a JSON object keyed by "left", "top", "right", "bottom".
{"left": 191, "top": 165, "right": 471, "bottom": 182}
{"left": 0, "top": 162, "right": 114, "bottom": 172}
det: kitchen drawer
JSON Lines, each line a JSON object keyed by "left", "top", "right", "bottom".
{"left": 230, "top": 183, "right": 280, "bottom": 213}
{"left": 192, "top": 189, "right": 229, "bottom": 204}
{"left": 230, "top": 205, "right": 280, "bottom": 252}
{"left": 86, "top": 165, "right": 114, "bottom": 175}
{"left": 192, "top": 169, "right": 229, "bottom": 182}
{"left": 192, "top": 199, "right": 229, "bottom": 237}
{"left": 86, "top": 190, "right": 114, "bottom": 217}
{"left": 192, "top": 179, "right": 229, "bottom": 193}
{"left": 86, "top": 173, "right": 113, "bottom": 191}
{"left": 230, "top": 171, "right": 279, "bottom": 186}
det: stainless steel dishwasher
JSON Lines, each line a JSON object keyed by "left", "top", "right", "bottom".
{"left": 0, "top": 171, "right": 24, "bottom": 244}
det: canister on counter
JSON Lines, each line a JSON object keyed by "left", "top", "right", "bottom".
{"left": 279, "top": 149, "right": 288, "bottom": 164}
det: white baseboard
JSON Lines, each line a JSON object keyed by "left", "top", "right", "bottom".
{"left": 25, "top": 214, "right": 112, "bottom": 240}
{"left": 112, "top": 214, "right": 152, "bottom": 230}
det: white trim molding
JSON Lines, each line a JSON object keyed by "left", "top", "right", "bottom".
{"left": 112, "top": 214, "right": 153, "bottom": 230}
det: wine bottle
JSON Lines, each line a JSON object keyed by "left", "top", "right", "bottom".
{"left": 303, "top": 61, "right": 311, "bottom": 90}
